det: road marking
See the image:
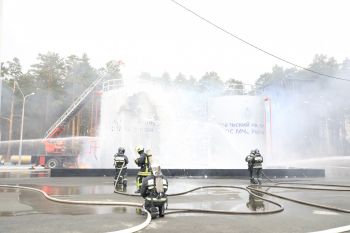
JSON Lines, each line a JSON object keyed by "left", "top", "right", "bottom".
{"left": 312, "top": 210, "right": 339, "bottom": 216}
{"left": 309, "top": 225, "right": 350, "bottom": 233}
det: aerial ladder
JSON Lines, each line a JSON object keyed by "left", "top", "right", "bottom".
{"left": 40, "top": 72, "right": 106, "bottom": 168}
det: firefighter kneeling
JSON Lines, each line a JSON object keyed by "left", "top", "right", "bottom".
{"left": 140, "top": 165, "right": 168, "bottom": 219}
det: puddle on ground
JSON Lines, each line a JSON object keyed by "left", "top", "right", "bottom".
{"left": 0, "top": 187, "right": 137, "bottom": 217}
{"left": 0, "top": 170, "right": 49, "bottom": 178}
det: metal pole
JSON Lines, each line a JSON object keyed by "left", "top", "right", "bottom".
{"left": 0, "top": 0, "right": 4, "bottom": 141}
{"left": 18, "top": 92, "right": 34, "bottom": 166}
{"left": 0, "top": 78, "right": 3, "bottom": 141}
{"left": 18, "top": 96, "right": 26, "bottom": 166}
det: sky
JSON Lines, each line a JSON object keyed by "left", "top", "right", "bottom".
{"left": 1, "top": 0, "right": 350, "bottom": 84}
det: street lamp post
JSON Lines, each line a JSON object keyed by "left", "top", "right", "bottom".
{"left": 15, "top": 81, "right": 35, "bottom": 166}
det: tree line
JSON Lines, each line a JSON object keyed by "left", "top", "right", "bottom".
{"left": 0, "top": 52, "right": 349, "bottom": 145}
{"left": 0, "top": 52, "right": 122, "bottom": 142}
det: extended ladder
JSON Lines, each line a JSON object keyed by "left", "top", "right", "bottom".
{"left": 44, "top": 73, "right": 105, "bottom": 139}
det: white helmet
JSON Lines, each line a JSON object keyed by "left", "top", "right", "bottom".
{"left": 135, "top": 145, "right": 144, "bottom": 153}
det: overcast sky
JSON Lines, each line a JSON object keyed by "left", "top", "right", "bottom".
{"left": 1, "top": 0, "right": 350, "bottom": 84}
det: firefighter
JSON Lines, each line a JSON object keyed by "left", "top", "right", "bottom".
{"left": 252, "top": 149, "right": 263, "bottom": 185}
{"left": 245, "top": 150, "right": 255, "bottom": 183}
{"left": 134, "top": 146, "right": 152, "bottom": 193}
{"left": 114, "top": 147, "right": 129, "bottom": 190}
{"left": 140, "top": 165, "right": 168, "bottom": 219}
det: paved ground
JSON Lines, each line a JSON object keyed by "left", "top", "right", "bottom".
{"left": 0, "top": 171, "right": 350, "bottom": 233}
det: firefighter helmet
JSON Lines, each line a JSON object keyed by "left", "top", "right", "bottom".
{"left": 118, "top": 147, "right": 125, "bottom": 154}
{"left": 135, "top": 145, "right": 144, "bottom": 153}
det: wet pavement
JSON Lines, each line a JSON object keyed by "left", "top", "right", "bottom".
{"left": 0, "top": 173, "right": 350, "bottom": 233}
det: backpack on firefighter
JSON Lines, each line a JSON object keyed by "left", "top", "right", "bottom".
{"left": 134, "top": 146, "right": 153, "bottom": 193}
{"left": 140, "top": 165, "right": 168, "bottom": 219}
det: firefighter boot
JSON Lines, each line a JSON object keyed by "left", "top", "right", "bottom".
{"left": 150, "top": 206, "right": 159, "bottom": 219}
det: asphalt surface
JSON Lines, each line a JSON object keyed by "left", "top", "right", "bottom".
{"left": 0, "top": 171, "right": 350, "bottom": 233}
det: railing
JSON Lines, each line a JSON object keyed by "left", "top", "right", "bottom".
{"left": 102, "top": 78, "right": 124, "bottom": 92}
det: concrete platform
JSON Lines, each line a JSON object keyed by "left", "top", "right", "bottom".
{"left": 0, "top": 173, "right": 349, "bottom": 233}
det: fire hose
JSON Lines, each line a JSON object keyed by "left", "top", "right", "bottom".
{"left": 0, "top": 184, "right": 150, "bottom": 233}
{"left": 114, "top": 161, "right": 126, "bottom": 190}
{"left": 2, "top": 173, "right": 350, "bottom": 232}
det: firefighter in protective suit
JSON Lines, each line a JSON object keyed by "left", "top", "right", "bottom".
{"left": 252, "top": 149, "right": 263, "bottom": 185}
{"left": 245, "top": 150, "right": 255, "bottom": 183}
{"left": 114, "top": 147, "right": 129, "bottom": 190}
{"left": 134, "top": 146, "right": 152, "bottom": 193}
{"left": 140, "top": 165, "right": 168, "bottom": 219}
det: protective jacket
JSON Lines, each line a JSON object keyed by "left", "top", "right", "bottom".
{"left": 135, "top": 152, "right": 151, "bottom": 173}
{"left": 253, "top": 153, "right": 263, "bottom": 168}
{"left": 245, "top": 154, "right": 254, "bottom": 166}
{"left": 140, "top": 175, "right": 168, "bottom": 203}
{"left": 114, "top": 153, "right": 128, "bottom": 168}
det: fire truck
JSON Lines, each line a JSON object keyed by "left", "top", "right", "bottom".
{"left": 32, "top": 74, "right": 105, "bottom": 168}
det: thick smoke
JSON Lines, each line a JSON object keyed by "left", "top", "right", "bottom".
{"left": 260, "top": 62, "right": 350, "bottom": 170}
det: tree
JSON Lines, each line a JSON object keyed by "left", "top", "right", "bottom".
{"left": 64, "top": 54, "right": 97, "bottom": 136}
{"left": 308, "top": 54, "right": 338, "bottom": 77}
{"left": 255, "top": 65, "right": 284, "bottom": 86}
{"left": 0, "top": 62, "right": 8, "bottom": 77}
{"left": 198, "top": 71, "right": 224, "bottom": 92}
{"left": 339, "top": 58, "right": 350, "bottom": 77}
{"left": 1, "top": 58, "right": 25, "bottom": 158}
{"left": 173, "top": 73, "right": 187, "bottom": 88}
{"left": 225, "top": 78, "right": 244, "bottom": 95}
{"left": 105, "top": 60, "right": 122, "bottom": 80}
{"left": 30, "top": 52, "right": 66, "bottom": 134}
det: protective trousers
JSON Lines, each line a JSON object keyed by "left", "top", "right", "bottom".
{"left": 145, "top": 199, "right": 166, "bottom": 218}
{"left": 248, "top": 165, "right": 253, "bottom": 179}
{"left": 136, "top": 171, "right": 151, "bottom": 190}
{"left": 253, "top": 168, "right": 262, "bottom": 184}
{"left": 115, "top": 167, "right": 127, "bottom": 185}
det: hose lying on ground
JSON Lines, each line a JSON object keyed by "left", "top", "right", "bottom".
{"left": 115, "top": 185, "right": 284, "bottom": 215}
{"left": 0, "top": 184, "right": 150, "bottom": 233}
{"left": 2, "top": 174, "right": 350, "bottom": 232}
{"left": 253, "top": 171, "right": 350, "bottom": 213}
{"left": 116, "top": 171, "right": 350, "bottom": 216}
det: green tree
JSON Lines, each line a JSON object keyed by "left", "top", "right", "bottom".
{"left": 30, "top": 52, "right": 66, "bottom": 134}
{"left": 1, "top": 58, "right": 26, "bottom": 157}
{"left": 64, "top": 54, "right": 97, "bottom": 136}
